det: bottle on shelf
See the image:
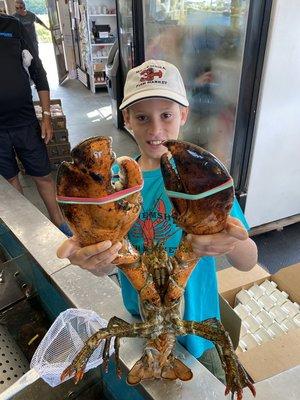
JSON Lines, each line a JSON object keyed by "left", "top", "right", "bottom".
{"left": 91, "top": 20, "right": 97, "bottom": 41}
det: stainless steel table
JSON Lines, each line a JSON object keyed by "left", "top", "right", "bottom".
{"left": 0, "top": 175, "right": 299, "bottom": 400}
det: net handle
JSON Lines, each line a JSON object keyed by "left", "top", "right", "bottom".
{"left": 0, "top": 368, "right": 39, "bottom": 400}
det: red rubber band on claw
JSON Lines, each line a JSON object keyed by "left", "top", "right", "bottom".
{"left": 56, "top": 184, "right": 143, "bottom": 205}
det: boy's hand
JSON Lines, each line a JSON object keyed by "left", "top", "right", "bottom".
{"left": 186, "top": 216, "right": 249, "bottom": 257}
{"left": 57, "top": 236, "right": 122, "bottom": 276}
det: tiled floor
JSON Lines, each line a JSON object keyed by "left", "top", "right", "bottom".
{"left": 252, "top": 223, "right": 300, "bottom": 274}
{"left": 21, "top": 43, "right": 300, "bottom": 274}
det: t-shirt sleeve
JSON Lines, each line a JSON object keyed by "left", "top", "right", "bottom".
{"left": 230, "top": 197, "right": 250, "bottom": 230}
{"left": 19, "top": 21, "right": 49, "bottom": 91}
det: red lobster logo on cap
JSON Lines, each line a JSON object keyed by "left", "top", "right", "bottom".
{"left": 140, "top": 67, "right": 163, "bottom": 82}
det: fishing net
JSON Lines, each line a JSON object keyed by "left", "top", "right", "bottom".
{"left": 0, "top": 308, "right": 114, "bottom": 399}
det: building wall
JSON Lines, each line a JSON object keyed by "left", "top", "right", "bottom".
{"left": 244, "top": 0, "right": 300, "bottom": 227}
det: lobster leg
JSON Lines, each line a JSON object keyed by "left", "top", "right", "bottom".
{"left": 164, "top": 242, "right": 199, "bottom": 305}
{"left": 102, "top": 336, "right": 112, "bottom": 373}
{"left": 175, "top": 317, "right": 256, "bottom": 400}
{"left": 61, "top": 316, "right": 159, "bottom": 384}
{"left": 114, "top": 336, "right": 122, "bottom": 378}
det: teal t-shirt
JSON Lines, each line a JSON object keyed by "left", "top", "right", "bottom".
{"left": 117, "top": 166, "right": 249, "bottom": 358}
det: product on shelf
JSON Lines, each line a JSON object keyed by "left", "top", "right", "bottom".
{"left": 86, "top": 0, "right": 117, "bottom": 92}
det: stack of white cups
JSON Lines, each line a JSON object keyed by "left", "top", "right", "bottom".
{"left": 234, "top": 280, "right": 300, "bottom": 352}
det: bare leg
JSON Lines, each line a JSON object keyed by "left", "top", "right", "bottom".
{"left": 7, "top": 174, "right": 24, "bottom": 194}
{"left": 31, "top": 173, "right": 65, "bottom": 227}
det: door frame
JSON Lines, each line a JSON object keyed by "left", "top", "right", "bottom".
{"left": 230, "top": 0, "right": 273, "bottom": 207}
{"left": 47, "top": 0, "right": 68, "bottom": 84}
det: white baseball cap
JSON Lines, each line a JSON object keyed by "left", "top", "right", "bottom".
{"left": 119, "top": 59, "right": 189, "bottom": 110}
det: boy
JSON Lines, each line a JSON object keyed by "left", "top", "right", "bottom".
{"left": 57, "top": 60, "right": 258, "bottom": 382}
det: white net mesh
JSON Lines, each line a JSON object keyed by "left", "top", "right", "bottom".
{"left": 30, "top": 308, "right": 114, "bottom": 387}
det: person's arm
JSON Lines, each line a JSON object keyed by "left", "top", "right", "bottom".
{"left": 37, "top": 90, "right": 53, "bottom": 144}
{"left": 35, "top": 14, "right": 50, "bottom": 31}
{"left": 57, "top": 237, "right": 122, "bottom": 276}
{"left": 224, "top": 217, "right": 258, "bottom": 271}
{"left": 186, "top": 216, "right": 258, "bottom": 272}
{"left": 18, "top": 21, "right": 53, "bottom": 143}
{"left": 19, "top": 21, "right": 48, "bottom": 89}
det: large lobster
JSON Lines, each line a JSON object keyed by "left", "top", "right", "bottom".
{"left": 56, "top": 136, "right": 255, "bottom": 400}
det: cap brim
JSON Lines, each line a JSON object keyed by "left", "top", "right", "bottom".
{"left": 119, "top": 89, "right": 189, "bottom": 110}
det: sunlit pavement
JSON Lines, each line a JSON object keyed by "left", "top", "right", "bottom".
{"left": 38, "top": 42, "right": 59, "bottom": 88}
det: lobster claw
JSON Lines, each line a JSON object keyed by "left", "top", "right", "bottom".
{"left": 160, "top": 140, "right": 234, "bottom": 235}
{"left": 56, "top": 136, "right": 143, "bottom": 250}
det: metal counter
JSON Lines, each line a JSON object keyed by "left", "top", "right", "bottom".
{"left": 0, "top": 176, "right": 299, "bottom": 400}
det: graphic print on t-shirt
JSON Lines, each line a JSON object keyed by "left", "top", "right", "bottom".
{"left": 129, "top": 196, "right": 177, "bottom": 251}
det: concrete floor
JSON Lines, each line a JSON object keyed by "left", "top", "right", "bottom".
{"left": 20, "top": 43, "right": 300, "bottom": 274}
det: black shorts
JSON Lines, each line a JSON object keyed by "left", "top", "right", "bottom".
{"left": 0, "top": 120, "right": 51, "bottom": 179}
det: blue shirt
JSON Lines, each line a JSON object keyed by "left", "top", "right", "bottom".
{"left": 117, "top": 166, "right": 249, "bottom": 358}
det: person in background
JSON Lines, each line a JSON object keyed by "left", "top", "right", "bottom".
{"left": 13, "top": 0, "right": 50, "bottom": 54}
{"left": 0, "top": 13, "right": 72, "bottom": 237}
{"left": 57, "top": 60, "right": 258, "bottom": 382}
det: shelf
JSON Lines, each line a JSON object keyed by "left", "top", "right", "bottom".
{"left": 95, "top": 82, "right": 106, "bottom": 86}
{"left": 93, "top": 57, "right": 108, "bottom": 62}
{"left": 89, "top": 14, "right": 116, "bottom": 17}
{"left": 91, "top": 43, "right": 114, "bottom": 46}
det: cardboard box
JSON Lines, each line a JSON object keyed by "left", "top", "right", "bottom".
{"left": 49, "top": 156, "right": 72, "bottom": 170}
{"left": 218, "top": 263, "right": 300, "bottom": 382}
{"left": 47, "top": 143, "right": 71, "bottom": 158}
{"left": 34, "top": 99, "right": 67, "bottom": 131}
{"left": 50, "top": 129, "right": 69, "bottom": 144}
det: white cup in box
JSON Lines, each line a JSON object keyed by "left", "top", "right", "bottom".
{"left": 246, "top": 298, "right": 262, "bottom": 316}
{"left": 257, "top": 294, "right": 276, "bottom": 311}
{"left": 240, "top": 333, "right": 261, "bottom": 350}
{"left": 270, "top": 289, "right": 289, "bottom": 306}
{"left": 234, "top": 304, "right": 250, "bottom": 320}
{"left": 259, "top": 280, "right": 277, "bottom": 295}
{"left": 281, "top": 317, "right": 298, "bottom": 331}
{"left": 293, "top": 314, "right": 300, "bottom": 327}
{"left": 240, "top": 321, "right": 249, "bottom": 338}
{"left": 235, "top": 289, "right": 252, "bottom": 306}
{"left": 268, "top": 321, "right": 287, "bottom": 338}
{"left": 254, "top": 326, "right": 273, "bottom": 343}
{"left": 247, "top": 284, "right": 265, "bottom": 300}
{"left": 269, "top": 305, "right": 289, "bottom": 324}
{"left": 237, "top": 343, "right": 247, "bottom": 352}
{"left": 281, "top": 300, "right": 300, "bottom": 318}
{"left": 256, "top": 309, "right": 273, "bottom": 328}
{"left": 243, "top": 314, "right": 261, "bottom": 333}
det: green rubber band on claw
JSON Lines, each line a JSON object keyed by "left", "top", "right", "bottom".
{"left": 165, "top": 178, "right": 234, "bottom": 200}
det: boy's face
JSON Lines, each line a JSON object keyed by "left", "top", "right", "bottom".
{"left": 123, "top": 98, "right": 188, "bottom": 164}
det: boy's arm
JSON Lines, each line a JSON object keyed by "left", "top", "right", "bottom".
{"left": 225, "top": 199, "right": 258, "bottom": 271}
{"left": 57, "top": 236, "right": 122, "bottom": 276}
{"left": 186, "top": 199, "right": 258, "bottom": 272}
{"left": 225, "top": 218, "right": 258, "bottom": 271}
